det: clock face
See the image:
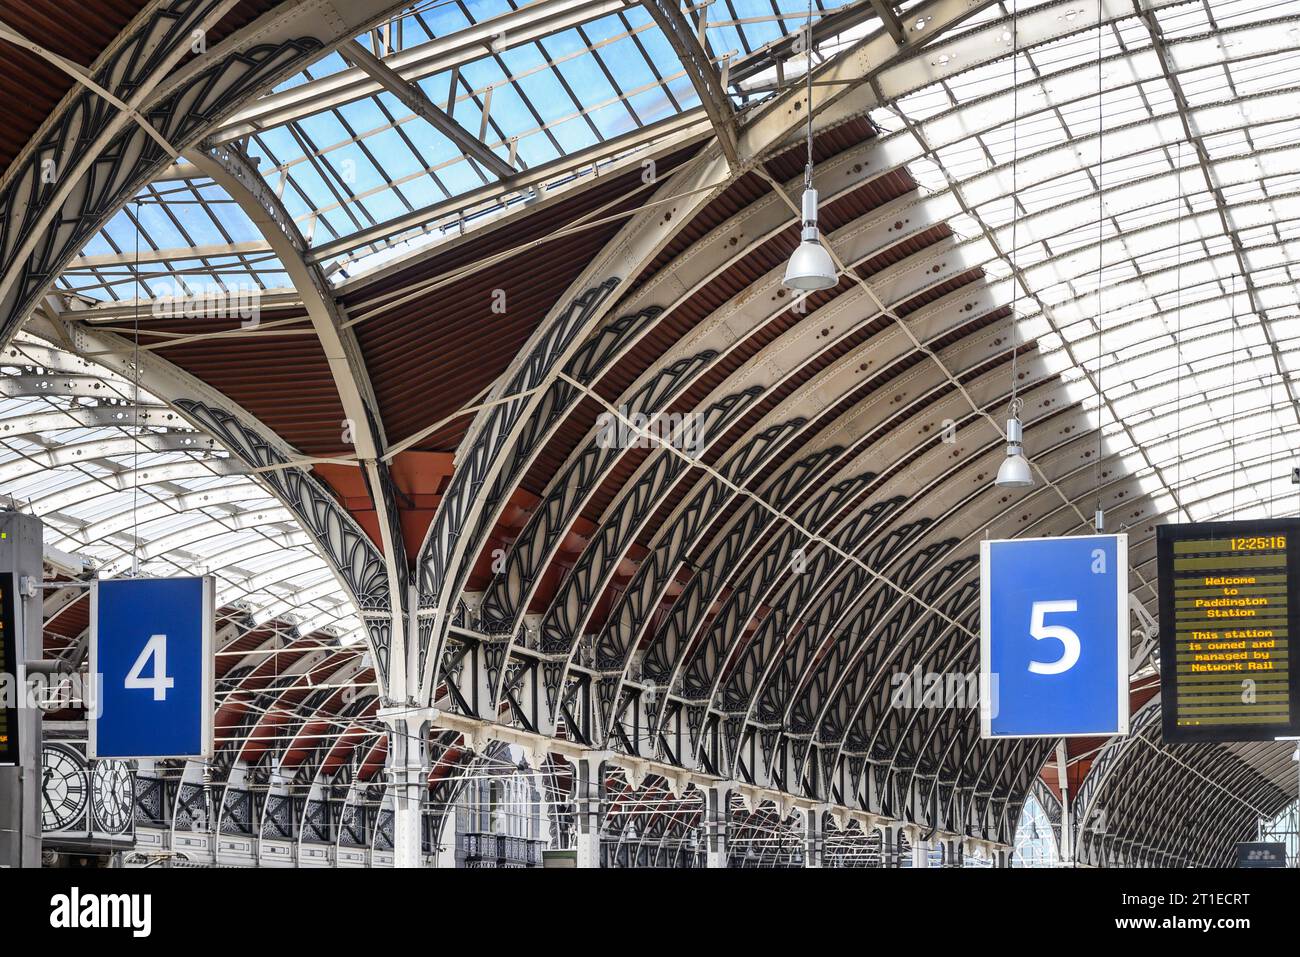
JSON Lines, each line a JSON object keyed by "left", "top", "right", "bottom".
{"left": 41, "top": 744, "right": 88, "bottom": 832}
{"left": 91, "top": 760, "right": 133, "bottom": 834}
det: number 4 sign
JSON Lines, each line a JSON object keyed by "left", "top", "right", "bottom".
{"left": 90, "top": 577, "right": 214, "bottom": 759}
{"left": 125, "top": 634, "right": 177, "bottom": 701}
{"left": 980, "top": 535, "right": 1129, "bottom": 738}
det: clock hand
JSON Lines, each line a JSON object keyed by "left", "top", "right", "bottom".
{"left": 42, "top": 768, "right": 57, "bottom": 811}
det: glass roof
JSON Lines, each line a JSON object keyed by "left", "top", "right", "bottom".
{"left": 60, "top": 0, "right": 899, "bottom": 297}
{"left": 0, "top": 334, "right": 361, "bottom": 641}
{"left": 56, "top": 176, "right": 293, "bottom": 308}
{"left": 870, "top": 0, "right": 1300, "bottom": 530}
{"left": 232, "top": 0, "right": 854, "bottom": 274}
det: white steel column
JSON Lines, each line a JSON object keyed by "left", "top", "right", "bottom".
{"left": 705, "top": 785, "right": 731, "bottom": 868}
{"left": 803, "top": 806, "right": 827, "bottom": 869}
{"left": 573, "top": 757, "right": 604, "bottom": 868}
{"left": 382, "top": 710, "right": 433, "bottom": 868}
{"left": 910, "top": 828, "right": 929, "bottom": 869}
{"left": 1056, "top": 739, "right": 1073, "bottom": 866}
{"left": 0, "top": 513, "right": 42, "bottom": 868}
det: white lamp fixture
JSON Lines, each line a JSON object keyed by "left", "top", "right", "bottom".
{"left": 783, "top": 186, "right": 837, "bottom": 291}
{"left": 782, "top": 0, "right": 837, "bottom": 293}
{"left": 995, "top": 412, "right": 1034, "bottom": 489}
{"left": 993, "top": 19, "right": 1033, "bottom": 493}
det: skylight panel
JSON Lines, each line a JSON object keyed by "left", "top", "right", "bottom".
{"left": 512, "top": 56, "right": 582, "bottom": 126}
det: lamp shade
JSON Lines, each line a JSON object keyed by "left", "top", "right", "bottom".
{"left": 996, "top": 450, "right": 1034, "bottom": 488}
{"left": 994, "top": 416, "right": 1034, "bottom": 489}
{"left": 784, "top": 238, "right": 838, "bottom": 291}
{"left": 783, "top": 187, "right": 838, "bottom": 291}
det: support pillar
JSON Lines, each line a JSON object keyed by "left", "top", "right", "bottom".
{"left": 910, "top": 828, "right": 929, "bottom": 869}
{"left": 803, "top": 806, "right": 827, "bottom": 868}
{"left": 0, "top": 513, "right": 42, "bottom": 869}
{"left": 705, "top": 785, "right": 731, "bottom": 868}
{"left": 945, "top": 837, "right": 963, "bottom": 868}
{"left": 1056, "top": 739, "right": 1073, "bottom": 867}
{"left": 573, "top": 757, "right": 604, "bottom": 868}
{"left": 880, "top": 824, "right": 900, "bottom": 867}
{"left": 381, "top": 710, "right": 432, "bottom": 868}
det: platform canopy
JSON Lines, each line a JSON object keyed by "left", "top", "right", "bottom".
{"left": 2, "top": 0, "right": 1297, "bottom": 866}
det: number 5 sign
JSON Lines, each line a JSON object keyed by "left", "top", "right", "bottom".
{"left": 980, "top": 535, "right": 1130, "bottom": 738}
{"left": 90, "top": 577, "right": 214, "bottom": 759}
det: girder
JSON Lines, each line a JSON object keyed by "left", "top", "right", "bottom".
{"left": 720, "top": 341, "right": 1040, "bottom": 721}
{"left": 827, "top": 423, "right": 1145, "bottom": 746}
{"left": 461, "top": 197, "right": 1013, "bottom": 745}
{"left": 186, "top": 141, "right": 410, "bottom": 699}
{"left": 528, "top": 230, "right": 1001, "bottom": 733}
{"left": 1072, "top": 699, "right": 1292, "bottom": 866}
{"left": 473, "top": 133, "right": 919, "bottom": 639}
{"left": 717, "top": 382, "right": 1144, "bottom": 806}
{"left": 641, "top": 0, "right": 739, "bottom": 168}
{"left": 0, "top": 0, "right": 242, "bottom": 314}
{"left": 608, "top": 321, "right": 1013, "bottom": 785}
{"left": 337, "top": 38, "right": 517, "bottom": 182}
{"left": 23, "top": 314, "right": 390, "bottom": 665}
{"left": 668, "top": 342, "right": 1052, "bottom": 764}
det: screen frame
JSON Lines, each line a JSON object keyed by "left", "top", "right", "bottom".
{"left": 88, "top": 575, "right": 215, "bottom": 760}
{"left": 1157, "top": 518, "right": 1300, "bottom": 744}
{"left": 980, "top": 533, "right": 1130, "bottom": 739}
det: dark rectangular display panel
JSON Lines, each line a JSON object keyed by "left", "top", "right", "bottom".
{"left": 1158, "top": 519, "right": 1300, "bottom": 743}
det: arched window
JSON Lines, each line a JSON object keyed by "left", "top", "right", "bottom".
{"left": 1012, "top": 793, "right": 1059, "bottom": 868}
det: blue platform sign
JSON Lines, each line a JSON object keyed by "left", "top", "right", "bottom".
{"left": 980, "top": 535, "right": 1129, "bottom": 738}
{"left": 89, "top": 576, "right": 214, "bottom": 759}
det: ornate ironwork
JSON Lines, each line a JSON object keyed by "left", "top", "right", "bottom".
{"left": 537, "top": 386, "right": 762, "bottom": 658}
{"left": 417, "top": 279, "right": 622, "bottom": 678}
{"left": 0, "top": 20, "right": 321, "bottom": 346}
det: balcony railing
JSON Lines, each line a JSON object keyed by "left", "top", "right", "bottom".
{"left": 461, "top": 832, "right": 544, "bottom": 868}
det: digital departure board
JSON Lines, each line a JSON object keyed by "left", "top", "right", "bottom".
{"left": 0, "top": 573, "right": 18, "bottom": 765}
{"left": 1158, "top": 519, "right": 1300, "bottom": 743}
